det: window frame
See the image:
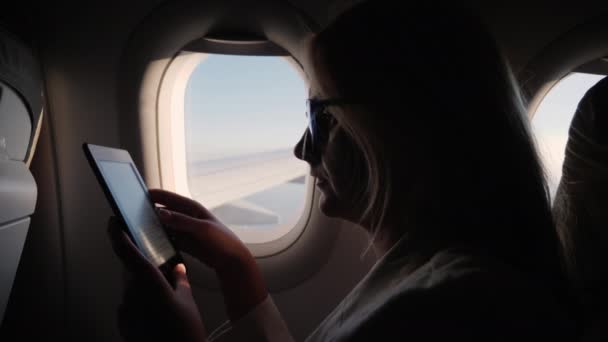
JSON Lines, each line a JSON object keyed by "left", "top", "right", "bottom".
{"left": 156, "top": 50, "right": 314, "bottom": 257}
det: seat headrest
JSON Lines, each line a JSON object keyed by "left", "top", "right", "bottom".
{"left": 563, "top": 76, "right": 608, "bottom": 180}
{"left": 554, "top": 75, "right": 608, "bottom": 320}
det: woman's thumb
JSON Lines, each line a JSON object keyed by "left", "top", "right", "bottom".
{"left": 173, "top": 263, "right": 191, "bottom": 294}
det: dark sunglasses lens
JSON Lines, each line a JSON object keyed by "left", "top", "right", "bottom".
{"left": 307, "top": 101, "right": 318, "bottom": 146}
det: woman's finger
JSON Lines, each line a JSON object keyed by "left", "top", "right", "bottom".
{"left": 159, "top": 209, "right": 233, "bottom": 254}
{"left": 159, "top": 209, "right": 216, "bottom": 256}
{"left": 173, "top": 263, "right": 192, "bottom": 297}
{"left": 158, "top": 209, "right": 210, "bottom": 234}
{"left": 149, "top": 189, "right": 215, "bottom": 220}
{"left": 168, "top": 233, "right": 201, "bottom": 259}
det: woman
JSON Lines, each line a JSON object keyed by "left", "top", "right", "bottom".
{"left": 109, "top": 1, "right": 576, "bottom": 341}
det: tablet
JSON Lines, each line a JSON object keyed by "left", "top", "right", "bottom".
{"left": 83, "top": 143, "right": 182, "bottom": 277}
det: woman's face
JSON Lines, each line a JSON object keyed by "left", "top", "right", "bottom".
{"left": 293, "top": 99, "right": 367, "bottom": 223}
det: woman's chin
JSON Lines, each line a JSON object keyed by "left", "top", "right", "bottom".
{"left": 318, "top": 190, "right": 339, "bottom": 218}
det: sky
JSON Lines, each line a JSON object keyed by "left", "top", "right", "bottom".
{"left": 531, "top": 72, "right": 605, "bottom": 195}
{"left": 184, "top": 54, "right": 307, "bottom": 162}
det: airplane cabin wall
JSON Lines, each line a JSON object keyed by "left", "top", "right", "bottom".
{"left": 12, "top": 1, "right": 164, "bottom": 340}
{"left": 471, "top": 0, "right": 608, "bottom": 73}
{"left": 0, "top": 6, "right": 63, "bottom": 339}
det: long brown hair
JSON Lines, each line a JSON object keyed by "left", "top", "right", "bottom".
{"left": 308, "top": 1, "right": 567, "bottom": 292}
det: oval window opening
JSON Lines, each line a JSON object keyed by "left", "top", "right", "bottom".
{"left": 184, "top": 54, "right": 310, "bottom": 244}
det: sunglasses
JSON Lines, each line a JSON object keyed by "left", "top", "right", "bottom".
{"left": 305, "top": 98, "right": 347, "bottom": 156}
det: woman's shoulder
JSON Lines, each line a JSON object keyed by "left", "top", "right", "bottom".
{"left": 307, "top": 247, "right": 576, "bottom": 341}
{"left": 357, "top": 247, "right": 576, "bottom": 340}
{"left": 401, "top": 248, "right": 566, "bottom": 314}
{"left": 383, "top": 246, "right": 542, "bottom": 294}
{"left": 423, "top": 247, "right": 560, "bottom": 296}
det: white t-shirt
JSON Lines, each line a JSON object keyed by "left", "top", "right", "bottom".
{"left": 209, "top": 241, "right": 573, "bottom": 341}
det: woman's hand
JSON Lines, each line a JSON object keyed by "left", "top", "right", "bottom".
{"left": 108, "top": 218, "right": 207, "bottom": 342}
{"left": 149, "top": 189, "right": 251, "bottom": 272}
{"left": 149, "top": 189, "right": 268, "bottom": 321}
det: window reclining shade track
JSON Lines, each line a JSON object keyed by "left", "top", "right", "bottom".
{"left": 0, "top": 27, "right": 41, "bottom": 326}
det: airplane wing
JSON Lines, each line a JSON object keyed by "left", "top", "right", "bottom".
{"left": 187, "top": 148, "right": 309, "bottom": 212}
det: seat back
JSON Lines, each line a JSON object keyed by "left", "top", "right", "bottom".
{"left": 0, "top": 28, "right": 43, "bottom": 325}
{"left": 552, "top": 75, "right": 608, "bottom": 340}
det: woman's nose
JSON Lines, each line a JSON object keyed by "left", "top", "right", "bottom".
{"left": 293, "top": 129, "right": 317, "bottom": 164}
{"left": 293, "top": 130, "right": 307, "bottom": 160}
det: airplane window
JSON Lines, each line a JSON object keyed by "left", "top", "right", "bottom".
{"left": 532, "top": 72, "right": 606, "bottom": 198}
{"left": 183, "top": 54, "right": 309, "bottom": 243}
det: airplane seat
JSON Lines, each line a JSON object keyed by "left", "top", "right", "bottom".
{"left": 552, "top": 75, "right": 608, "bottom": 341}
{"left": 0, "top": 27, "right": 43, "bottom": 326}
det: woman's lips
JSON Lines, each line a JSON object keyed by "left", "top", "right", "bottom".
{"left": 311, "top": 172, "right": 329, "bottom": 189}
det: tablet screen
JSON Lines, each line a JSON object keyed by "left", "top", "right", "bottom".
{"left": 99, "top": 160, "right": 176, "bottom": 267}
